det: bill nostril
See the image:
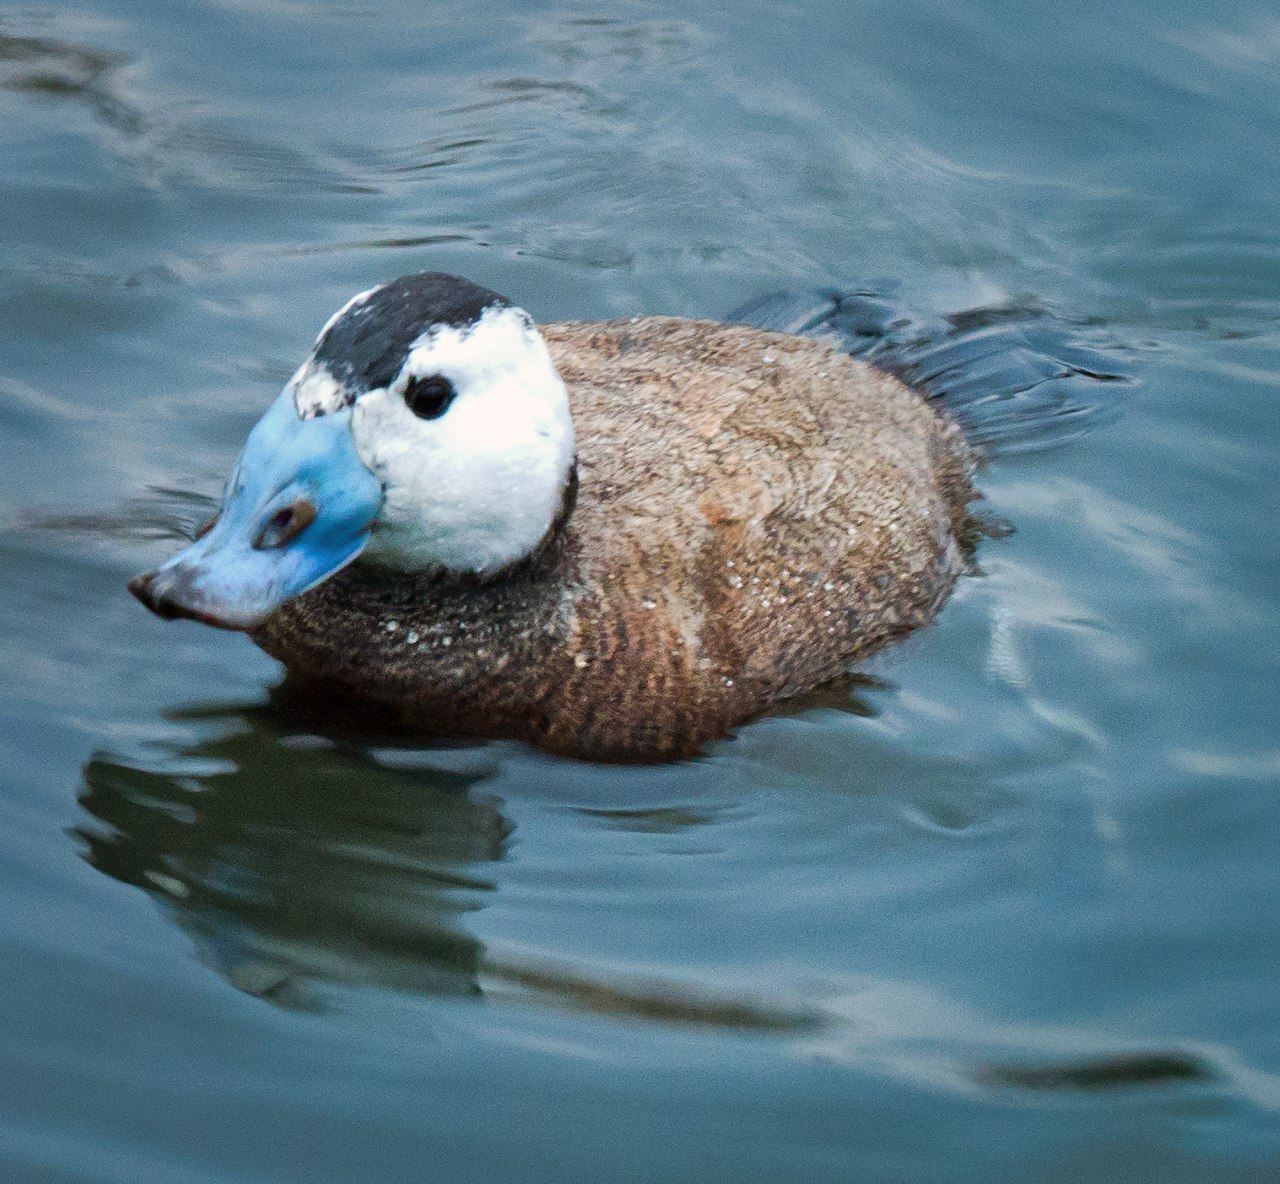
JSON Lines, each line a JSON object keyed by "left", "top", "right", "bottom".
{"left": 254, "top": 498, "right": 317, "bottom": 550}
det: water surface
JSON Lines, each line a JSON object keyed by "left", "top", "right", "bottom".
{"left": 2, "top": 1, "right": 1279, "bottom": 1181}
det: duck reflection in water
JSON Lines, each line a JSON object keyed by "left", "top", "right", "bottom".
{"left": 76, "top": 703, "right": 1235, "bottom": 1097}
{"left": 74, "top": 700, "right": 815, "bottom": 1030}
{"left": 77, "top": 704, "right": 505, "bottom": 1007}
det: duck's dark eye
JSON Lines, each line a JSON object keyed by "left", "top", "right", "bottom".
{"left": 403, "top": 374, "right": 456, "bottom": 420}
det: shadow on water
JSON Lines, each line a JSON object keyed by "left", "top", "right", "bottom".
{"left": 0, "top": 29, "right": 144, "bottom": 135}
{"left": 0, "top": 21, "right": 394, "bottom": 195}
{"left": 21, "top": 485, "right": 219, "bottom": 544}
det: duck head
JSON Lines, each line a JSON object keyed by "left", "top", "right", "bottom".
{"left": 129, "top": 272, "right": 576, "bottom": 630}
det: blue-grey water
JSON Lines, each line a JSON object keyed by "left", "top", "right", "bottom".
{"left": 2, "top": 1, "right": 1279, "bottom": 1181}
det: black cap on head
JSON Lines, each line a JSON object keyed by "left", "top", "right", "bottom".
{"left": 313, "top": 272, "right": 512, "bottom": 393}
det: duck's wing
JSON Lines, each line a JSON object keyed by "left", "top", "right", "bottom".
{"left": 727, "top": 287, "right": 1135, "bottom": 456}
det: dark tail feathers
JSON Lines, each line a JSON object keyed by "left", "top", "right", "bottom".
{"left": 727, "top": 287, "right": 1134, "bottom": 456}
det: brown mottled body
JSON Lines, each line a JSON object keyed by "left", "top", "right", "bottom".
{"left": 254, "top": 318, "right": 977, "bottom": 760}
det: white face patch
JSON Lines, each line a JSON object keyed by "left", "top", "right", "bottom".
{"left": 349, "top": 305, "right": 576, "bottom": 577}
